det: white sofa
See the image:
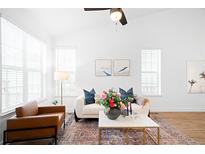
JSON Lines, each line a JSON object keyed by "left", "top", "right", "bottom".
{"left": 74, "top": 95, "right": 150, "bottom": 122}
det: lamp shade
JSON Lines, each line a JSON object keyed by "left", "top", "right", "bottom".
{"left": 54, "top": 71, "right": 69, "bottom": 80}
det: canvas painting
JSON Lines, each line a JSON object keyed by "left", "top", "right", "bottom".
{"left": 113, "top": 59, "right": 130, "bottom": 76}
{"left": 187, "top": 60, "right": 205, "bottom": 93}
{"left": 95, "top": 59, "right": 112, "bottom": 76}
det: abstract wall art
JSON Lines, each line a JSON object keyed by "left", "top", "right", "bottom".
{"left": 187, "top": 60, "right": 205, "bottom": 93}
{"left": 95, "top": 59, "right": 112, "bottom": 76}
{"left": 113, "top": 59, "right": 130, "bottom": 76}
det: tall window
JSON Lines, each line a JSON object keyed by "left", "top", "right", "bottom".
{"left": 0, "top": 17, "right": 46, "bottom": 113}
{"left": 55, "top": 47, "right": 76, "bottom": 96}
{"left": 141, "top": 49, "right": 161, "bottom": 96}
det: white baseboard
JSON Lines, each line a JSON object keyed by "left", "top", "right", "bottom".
{"left": 151, "top": 107, "right": 205, "bottom": 112}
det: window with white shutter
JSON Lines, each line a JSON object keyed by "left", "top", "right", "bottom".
{"left": 141, "top": 49, "right": 161, "bottom": 96}
{"left": 25, "top": 34, "right": 43, "bottom": 101}
{"left": 55, "top": 47, "right": 76, "bottom": 96}
{"left": 0, "top": 17, "right": 46, "bottom": 113}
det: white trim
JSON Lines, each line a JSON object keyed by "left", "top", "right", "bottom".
{"left": 151, "top": 108, "right": 205, "bottom": 112}
{"left": 0, "top": 109, "right": 15, "bottom": 117}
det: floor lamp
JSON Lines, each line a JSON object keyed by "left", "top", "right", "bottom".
{"left": 54, "top": 71, "right": 69, "bottom": 105}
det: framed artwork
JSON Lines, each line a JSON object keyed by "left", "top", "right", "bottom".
{"left": 113, "top": 59, "right": 130, "bottom": 76}
{"left": 187, "top": 60, "right": 205, "bottom": 93}
{"left": 95, "top": 59, "right": 112, "bottom": 76}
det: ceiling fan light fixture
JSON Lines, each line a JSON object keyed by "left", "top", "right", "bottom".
{"left": 110, "top": 8, "right": 122, "bottom": 22}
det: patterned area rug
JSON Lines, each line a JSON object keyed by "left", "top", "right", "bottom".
{"left": 58, "top": 113, "right": 199, "bottom": 145}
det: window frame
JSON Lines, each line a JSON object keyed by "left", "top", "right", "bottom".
{"left": 141, "top": 49, "right": 162, "bottom": 96}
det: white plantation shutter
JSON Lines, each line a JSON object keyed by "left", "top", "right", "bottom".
{"left": 141, "top": 49, "right": 161, "bottom": 96}
{"left": 1, "top": 18, "right": 24, "bottom": 112}
{"left": 28, "top": 71, "right": 41, "bottom": 101}
{"left": 2, "top": 68, "right": 23, "bottom": 111}
{"left": 55, "top": 48, "right": 76, "bottom": 96}
{"left": 25, "top": 34, "right": 43, "bottom": 101}
{"left": 25, "top": 34, "right": 42, "bottom": 70}
{"left": 1, "top": 17, "right": 46, "bottom": 113}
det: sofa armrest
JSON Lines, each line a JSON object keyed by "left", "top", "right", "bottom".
{"left": 38, "top": 105, "right": 65, "bottom": 114}
{"left": 143, "top": 98, "right": 150, "bottom": 106}
{"left": 74, "top": 95, "right": 85, "bottom": 118}
{"left": 7, "top": 115, "right": 59, "bottom": 130}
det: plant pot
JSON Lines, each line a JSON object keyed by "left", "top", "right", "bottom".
{"left": 106, "top": 108, "right": 121, "bottom": 120}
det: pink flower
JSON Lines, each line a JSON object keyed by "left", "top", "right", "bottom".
{"left": 100, "top": 92, "right": 107, "bottom": 100}
{"left": 120, "top": 102, "right": 126, "bottom": 110}
{"left": 120, "top": 104, "right": 126, "bottom": 110}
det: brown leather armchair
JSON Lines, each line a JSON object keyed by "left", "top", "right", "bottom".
{"left": 3, "top": 101, "right": 66, "bottom": 145}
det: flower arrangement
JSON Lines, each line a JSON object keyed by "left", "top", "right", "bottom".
{"left": 99, "top": 89, "right": 133, "bottom": 111}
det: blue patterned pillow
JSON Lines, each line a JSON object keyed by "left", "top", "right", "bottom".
{"left": 119, "top": 88, "right": 136, "bottom": 103}
{"left": 83, "top": 88, "right": 96, "bottom": 105}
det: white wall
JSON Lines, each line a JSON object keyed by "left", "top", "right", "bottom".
{"left": 54, "top": 9, "right": 205, "bottom": 112}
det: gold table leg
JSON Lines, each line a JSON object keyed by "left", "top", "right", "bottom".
{"left": 98, "top": 128, "right": 101, "bottom": 145}
{"left": 143, "top": 128, "right": 147, "bottom": 145}
{"left": 124, "top": 129, "right": 129, "bottom": 144}
{"left": 157, "top": 127, "right": 160, "bottom": 145}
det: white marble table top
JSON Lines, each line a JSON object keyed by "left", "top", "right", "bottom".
{"left": 99, "top": 111, "right": 159, "bottom": 128}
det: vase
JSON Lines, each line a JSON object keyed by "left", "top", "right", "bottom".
{"left": 106, "top": 107, "right": 121, "bottom": 120}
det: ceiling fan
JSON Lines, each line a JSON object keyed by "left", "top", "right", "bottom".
{"left": 84, "top": 8, "right": 127, "bottom": 25}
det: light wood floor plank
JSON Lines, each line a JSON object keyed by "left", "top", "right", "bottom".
{"left": 155, "top": 112, "right": 205, "bottom": 144}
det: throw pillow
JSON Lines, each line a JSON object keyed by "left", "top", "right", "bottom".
{"left": 135, "top": 96, "right": 145, "bottom": 106}
{"left": 119, "top": 88, "right": 136, "bottom": 103}
{"left": 83, "top": 88, "right": 96, "bottom": 105}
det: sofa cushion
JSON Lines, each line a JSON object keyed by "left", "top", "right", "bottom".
{"left": 16, "top": 101, "right": 38, "bottom": 117}
{"left": 83, "top": 104, "right": 104, "bottom": 115}
{"left": 83, "top": 88, "right": 96, "bottom": 105}
{"left": 132, "top": 103, "right": 142, "bottom": 113}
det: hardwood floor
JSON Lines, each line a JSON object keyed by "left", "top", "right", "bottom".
{"left": 155, "top": 112, "right": 205, "bottom": 144}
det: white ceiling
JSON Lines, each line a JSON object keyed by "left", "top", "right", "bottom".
{"left": 25, "top": 8, "right": 167, "bottom": 38}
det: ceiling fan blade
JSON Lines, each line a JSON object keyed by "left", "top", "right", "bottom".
{"left": 84, "top": 8, "right": 110, "bottom": 11}
{"left": 119, "top": 10, "right": 127, "bottom": 25}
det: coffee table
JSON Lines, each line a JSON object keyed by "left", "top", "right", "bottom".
{"left": 98, "top": 111, "right": 160, "bottom": 145}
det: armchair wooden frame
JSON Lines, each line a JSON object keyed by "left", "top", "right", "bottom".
{"left": 3, "top": 125, "right": 58, "bottom": 145}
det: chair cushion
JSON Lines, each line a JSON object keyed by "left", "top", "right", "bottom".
{"left": 16, "top": 101, "right": 38, "bottom": 117}
{"left": 83, "top": 104, "right": 104, "bottom": 115}
{"left": 38, "top": 112, "right": 65, "bottom": 130}
{"left": 83, "top": 88, "right": 96, "bottom": 105}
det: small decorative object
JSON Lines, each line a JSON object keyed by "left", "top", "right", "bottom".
{"left": 52, "top": 100, "right": 59, "bottom": 105}
{"left": 187, "top": 61, "right": 205, "bottom": 93}
{"left": 113, "top": 59, "right": 130, "bottom": 76}
{"left": 95, "top": 59, "right": 112, "bottom": 76}
{"left": 99, "top": 89, "right": 133, "bottom": 120}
